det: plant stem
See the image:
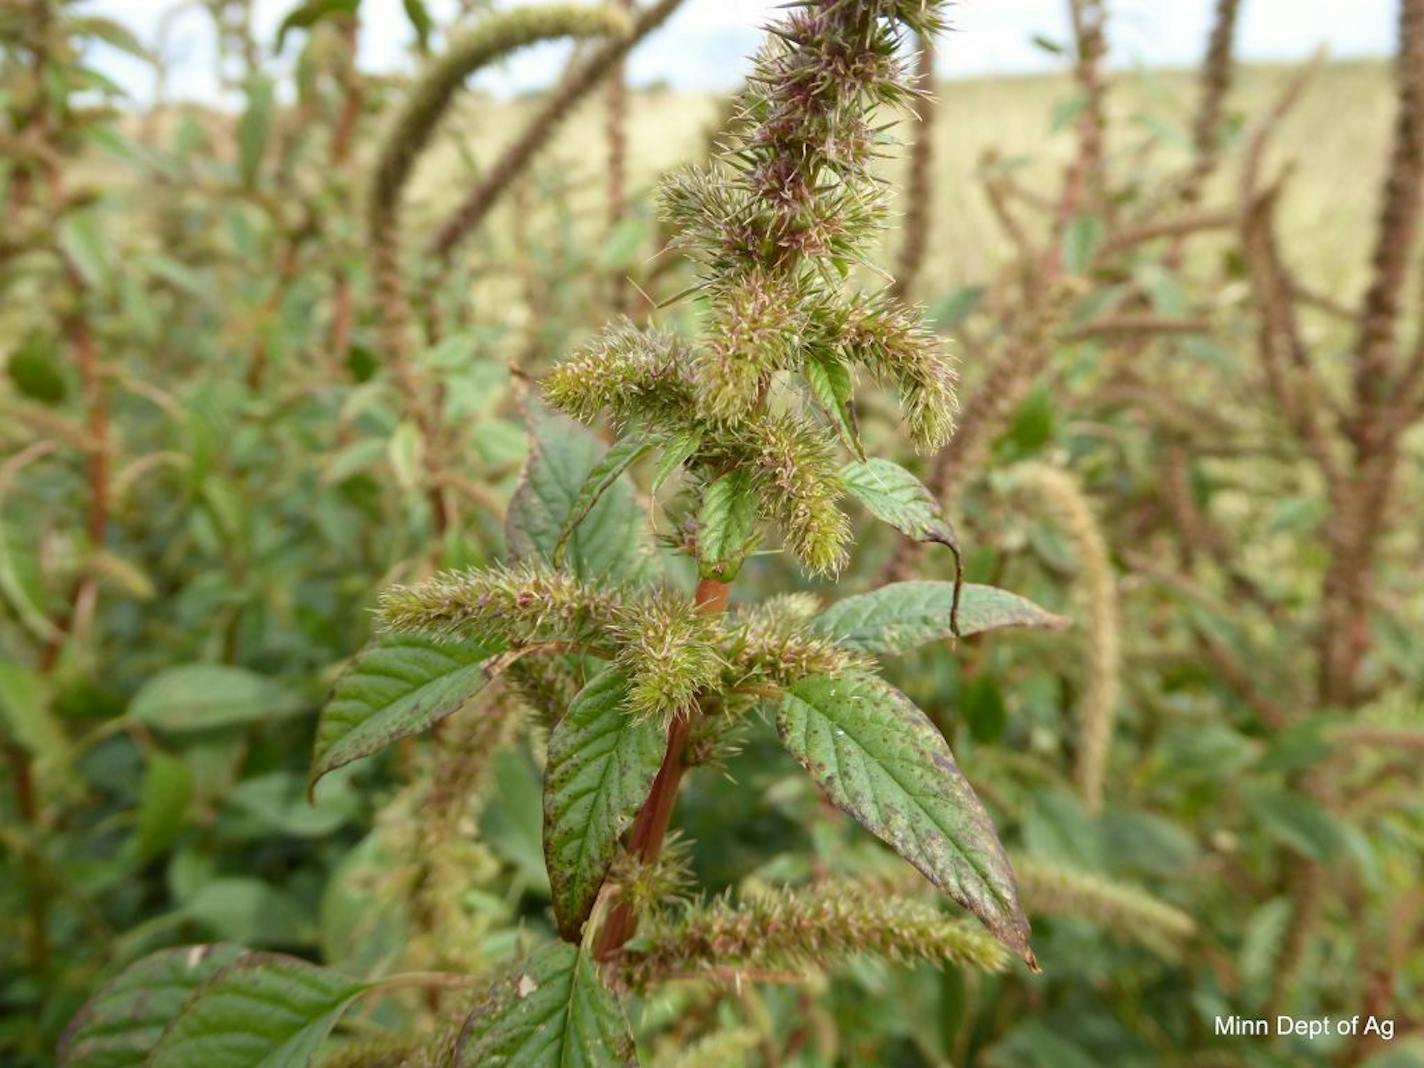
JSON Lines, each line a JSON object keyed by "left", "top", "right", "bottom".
{"left": 594, "top": 576, "right": 728, "bottom": 960}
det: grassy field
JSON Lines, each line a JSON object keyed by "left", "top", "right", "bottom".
{"left": 416, "top": 60, "right": 1394, "bottom": 297}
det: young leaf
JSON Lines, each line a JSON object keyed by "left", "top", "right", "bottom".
{"left": 58, "top": 944, "right": 248, "bottom": 1068}
{"left": 697, "top": 470, "right": 760, "bottom": 582}
{"left": 310, "top": 633, "right": 506, "bottom": 791}
{"left": 129, "top": 665, "right": 303, "bottom": 732}
{"left": 804, "top": 354, "right": 863, "bottom": 459}
{"left": 650, "top": 428, "right": 702, "bottom": 496}
{"left": 148, "top": 954, "right": 368, "bottom": 1068}
{"left": 275, "top": 0, "right": 360, "bottom": 53}
{"left": 544, "top": 667, "right": 665, "bottom": 941}
{"left": 455, "top": 943, "right": 636, "bottom": 1067}
{"left": 812, "top": 582, "right": 1068, "bottom": 655}
{"left": 777, "top": 672, "right": 1033, "bottom": 963}
{"left": 554, "top": 432, "right": 656, "bottom": 569}
{"left": 508, "top": 407, "right": 652, "bottom": 585}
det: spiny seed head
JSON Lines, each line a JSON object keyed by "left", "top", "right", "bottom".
{"left": 620, "top": 880, "right": 1006, "bottom": 990}
{"left": 608, "top": 833, "right": 695, "bottom": 915}
{"left": 729, "top": 595, "right": 871, "bottom": 689}
{"left": 376, "top": 561, "right": 622, "bottom": 646}
{"left": 694, "top": 268, "right": 812, "bottom": 423}
{"left": 744, "top": 414, "right": 851, "bottom": 575}
{"left": 612, "top": 592, "right": 725, "bottom": 722}
{"left": 543, "top": 321, "right": 696, "bottom": 429}
{"left": 830, "top": 293, "right": 958, "bottom": 451}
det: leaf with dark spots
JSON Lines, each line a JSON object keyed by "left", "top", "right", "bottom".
{"left": 776, "top": 671, "right": 1034, "bottom": 964}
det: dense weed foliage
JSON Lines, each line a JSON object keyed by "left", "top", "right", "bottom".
{"left": 2, "top": 0, "right": 1422, "bottom": 1065}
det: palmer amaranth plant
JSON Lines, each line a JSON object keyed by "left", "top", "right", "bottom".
{"left": 58, "top": 2, "right": 1070, "bottom": 1063}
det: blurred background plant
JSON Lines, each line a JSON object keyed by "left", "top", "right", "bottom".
{"left": 2, "top": 0, "right": 1422, "bottom": 1065}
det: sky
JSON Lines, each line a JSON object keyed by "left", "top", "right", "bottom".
{"left": 84, "top": 0, "right": 1399, "bottom": 107}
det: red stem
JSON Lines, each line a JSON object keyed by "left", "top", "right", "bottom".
{"left": 593, "top": 577, "right": 728, "bottom": 960}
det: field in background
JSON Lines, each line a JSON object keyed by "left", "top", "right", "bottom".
{"left": 413, "top": 61, "right": 1393, "bottom": 297}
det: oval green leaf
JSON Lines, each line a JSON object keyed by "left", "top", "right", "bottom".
{"left": 812, "top": 581, "right": 1068, "bottom": 655}
{"left": 544, "top": 667, "right": 664, "bottom": 941}
{"left": 776, "top": 671, "right": 1033, "bottom": 964}
{"left": 130, "top": 665, "right": 303, "bottom": 733}
{"left": 310, "top": 633, "right": 505, "bottom": 792}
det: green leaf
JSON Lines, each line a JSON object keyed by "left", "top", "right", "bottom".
{"left": 455, "top": 943, "right": 636, "bottom": 1067}
{"left": 149, "top": 954, "right": 368, "bottom": 1068}
{"left": 1247, "top": 788, "right": 1346, "bottom": 862}
{"left": 696, "top": 469, "right": 760, "bottom": 582}
{"left": 839, "top": 459, "right": 958, "bottom": 550}
{"left": 58, "top": 944, "right": 248, "bottom": 1068}
{"left": 926, "top": 286, "right": 985, "bottom": 332}
{"left": 275, "top": 0, "right": 360, "bottom": 52}
{"left": 182, "top": 879, "right": 314, "bottom": 946}
{"left": 402, "top": 0, "right": 434, "bottom": 51}
{"left": 58, "top": 208, "right": 111, "bottom": 289}
{"left": 310, "top": 633, "right": 505, "bottom": 791}
{"left": 0, "top": 522, "right": 60, "bottom": 643}
{"left": 650, "top": 429, "right": 701, "bottom": 496}
{"left": 1061, "top": 213, "right": 1104, "bottom": 275}
{"left": 507, "top": 406, "right": 652, "bottom": 585}
{"left": 387, "top": 420, "right": 424, "bottom": 493}
{"left": 7, "top": 333, "right": 66, "bottom": 404}
{"left": 137, "top": 752, "right": 194, "bottom": 860}
{"left": 129, "top": 665, "right": 303, "bottom": 733}
{"left": 804, "top": 355, "right": 863, "bottom": 460}
{"left": 236, "top": 76, "right": 273, "bottom": 190}
{"left": 777, "top": 672, "right": 1032, "bottom": 962}
{"left": 554, "top": 432, "right": 655, "bottom": 569}
{"left": 0, "top": 661, "right": 65, "bottom": 762}
{"left": 226, "top": 771, "right": 358, "bottom": 839}
{"left": 544, "top": 668, "right": 664, "bottom": 940}
{"left": 484, "top": 747, "right": 552, "bottom": 896}
{"left": 811, "top": 581, "right": 1067, "bottom": 655}
{"left": 600, "top": 216, "right": 650, "bottom": 270}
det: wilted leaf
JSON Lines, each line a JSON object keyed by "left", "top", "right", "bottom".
{"left": 777, "top": 672, "right": 1032, "bottom": 962}
{"left": 544, "top": 668, "right": 664, "bottom": 940}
